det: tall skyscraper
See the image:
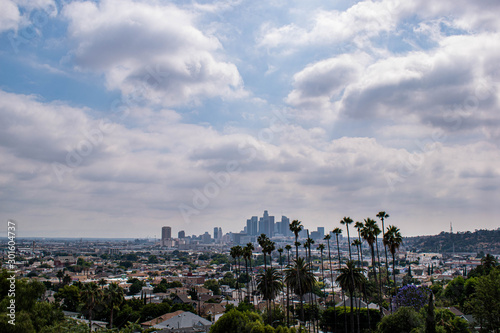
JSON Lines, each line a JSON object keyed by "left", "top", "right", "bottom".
{"left": 257, "top": 210, "right": 274, "bottom": 237}
{"left": 246, "top": 216, "right": 258, "bottom": 236}
{"left": 280, "top": 216, "right": 290, "bottom": 236}
{"left": 162, "top": 226, "right": 172, "bottom": 246}
{"left": 178, "top": 230, "right": 185, "bottom": 238}
{"left": 214, "top": 227, "right": 219, "bottom": 240}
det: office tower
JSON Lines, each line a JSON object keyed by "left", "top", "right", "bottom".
{"left": 162, "top": 226, "right": 171, "bottom": 240}
{"left": 218, "top": 227, "right": 222, "bottom": 240}
{"left": 317, "top": 227, "right": 325, "bottom": 238}
{"left": 258, "top": 210, "right": 274, "bottom": 237}
{"left": 280, "top": 216, "right": 290, "bottom": 236}
{"left": 162, "top": 226, "right": 172, "bottom": 247}
{"left": 178, "top": 230, "right": 185, "bottom": 239}
{"left": 214, "top": 227, "right": 219, "bottom": 240}
{"left": 246, "top": 216, "right": 258, "bottom": 236}
{"left": 202, "top": 232, "right": 211, "bottom": 244}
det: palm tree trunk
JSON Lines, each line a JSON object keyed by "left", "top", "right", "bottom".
{"left": 327, "top": 238, "right": 337, "bottom": 333}
{"left": 375, "top": 238, "right": 383, "bottom": 315}
{"left": 336, "top": 235, "right": 347, "bottom": 333}
{"left": 382, "top": 220, "right": 391, "bottom": 289}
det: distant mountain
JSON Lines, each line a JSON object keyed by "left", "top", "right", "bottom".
{"left": 403, "top": 228, "right": 500, "bottom": 254}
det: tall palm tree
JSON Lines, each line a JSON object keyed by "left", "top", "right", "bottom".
{"left": 256, "top": 267, "right": 283, "bottom": 304}
{"left": 289, "top": 220, "right": 303, "bottom": 260}
{"left": 376, "top": 211, "right": 390, "bottom": 287}
{"left": 285, "top": 257, "right": 316, "bottom": 327}
{"left": 265, "top": 239, "right": 276, "bottom": 323}
{"left": 324, "top": 233, "right": 337, "bottom": 332}
{"left": 105, "top": 282, "right": 124, "bottom": 329}
{"left": 284, "top": 244, "right": 292, "bottom": 327}
{"left": 354, "top": 222, "right": 365, "bottom": 268}
{"left": 332, "top": 227, "right": 346, "bottom": 332}
{"left": 304, "top": 234, "right": 316, "bottom": 331}
{"left": 318, "top": 244, "right": 326, "bottom": 298}
{"left": 332, "top": 228, "right": 343, "bottom": 269}
{"left": 230, "top": 245, "right": 243, "bottom": 302}
{"left": 352, "top": 240, "right": 362, "bottom": 268}
{"left": 278, "top": 247, "right": 284, "bottom": 318}
{"left": 384, "top": 225, "right": 403, "bottom": 297}
{"left": 361, "top": 218, "right": 382, "bottom": 310}
{"left": 336, "top": 261, "right": 366, "bottom": 333}
{"left": 80, "top": 282, "right": 103, "bottom": 331}
{"left": 289, "top": 220, "right": 305, "bottom": 324}
{"left": 243, "top": 243, "right": 254, "bottom": 302}
{"left": 340, "top": 217, "right": 354, "bottom": 261}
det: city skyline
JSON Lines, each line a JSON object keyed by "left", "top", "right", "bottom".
{"left": 1, "top": 0, "right": 499, "bottom": 238}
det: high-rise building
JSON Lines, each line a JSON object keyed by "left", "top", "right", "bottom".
{"left": 257, "top": 210, "right": 274, "bottom": 237}
{"left": 202, "top": 232, "right": 211, "bottom": 244}
{"left": 280, "top": 216, "right": 290, "bottom": 236}
{"left": 178, "top": 230, "right": 185, "bottom": 239}
{"left": 214, "top": 227, "right": 219, "bottom": 240}
{"left": 246, "top": 216, "right": 258, "bottom": 236}
{"left": 162, "top": 226, "right": 172, "bottom": 246}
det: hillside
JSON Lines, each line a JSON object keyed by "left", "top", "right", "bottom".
{"left": 403, "top": 228, "right": 500, "bottom": 254}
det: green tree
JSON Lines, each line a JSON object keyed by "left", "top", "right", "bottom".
{"left": 361, "top": 218, "right": 382, "bottom": 306}
{"left": 384, "top": 225, "right": 403, "bottom": 296}
{"left": 377, "top": 306, "right": 423, "bottom": 333}
{"left": 425, "top": 292, "right": 436, "bottom": 333}
{"left": 285, "top": 257, "right": 315, "bottom": 326}
{"left": 465, "top": 268, "right": 500, "bottom": 332}
{"left": 443, "top": 276, "right": 465, "bottom": 308}
{"left": 336, "top": 260, "right": 366, "bottom": 333}
{"left": 105, "top": 282, "right": 124, "bottom": 328}
{"left": 257, "top": 267, "right": 283, "bottom": 301}
{"left": 376, "top": 211, "right": 391, "bottom": 287}
{"left": 55, "top": 284, "right": 81, "bottom": 311}
{"left": 204, "top": 279, "right": 221, "bottom": 295}
{"left": 80, "top": 282, "right": 103, "bottom": 331}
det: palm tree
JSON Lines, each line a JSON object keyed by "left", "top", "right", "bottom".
{"left": 105, "top": 282, "right": 124, "bottom": 329}
{"left": 324, "top": 233, "right": 337, "bottom": 332}
{"left": 376, "top": 211, "right": 390, "bottom": 287}
{"left": 361, "top": 218, "right": 382, "bottom": 310}
{"left": 340, "top": 217, "right": 354, "bottom": 261}
{"left": 256, "top": 267, "right": 283, "bottom": 303}
{"left": 80, "top": 282, "right": 103, "bottom": 331}
{"left": 304, "top": 234, "right": 316, "bottom": 331}
{"left": 289, "top": 220, "right": 303, "bottom": 260}
{"left": 284, "top": 257, "right": 316, "bottom": 326}
{"left": 284, "top": 244, "right": 292, "bottom": 327}
{"left": 352, "top": 240, "right": 362, "bottom": 268}
{"left": 243, "top": 243, "right": 254, "bottom": 302}
{"left": 332, "top": 228, "right": 343, "bottom": 269}
{"left": 265, "top": 239, "right": 276, "bottom": 323}
{"left": 230, "top": 245, "right": 243, "bottom": 302}
{"left": 332, "top": 227, "right": 346, "bottom": 332}
{"left": 318, "top": 244, "right": 326, "bottom": 298}
{"left": 336, "top": 261, "right": 367, "bottom": 333}
{"left": 289, "top": 220, "right": 305, "bottom": 324}
{"left": 384, "top": 225, "right": 403, "bottom": 297}
{"left": 98, "top": 278, "right": 106, "bottom": 289}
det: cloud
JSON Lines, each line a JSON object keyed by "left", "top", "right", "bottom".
{"left": 63, "top": 0, "right": 245, "bottom": 106}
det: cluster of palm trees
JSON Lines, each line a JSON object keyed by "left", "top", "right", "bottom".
{"left": 327, "top": 212, "right": 403, "bottom": 333}
{"left": 79, "top": 281, "right": 125, "bottom": 330}
{"left": 229, "top": 211, "right": 403, "bottom": 333}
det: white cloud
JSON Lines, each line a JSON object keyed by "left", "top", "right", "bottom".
{"left": 63, "top": 0, "right": 245, "bottom": 106}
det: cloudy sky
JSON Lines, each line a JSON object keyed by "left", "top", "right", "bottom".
{"left": 1, "top": 0, "right": 499, "bottom": 238}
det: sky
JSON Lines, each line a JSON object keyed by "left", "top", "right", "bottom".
{"left": 0, "top": 0, "right": 499, "bottom": 239}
